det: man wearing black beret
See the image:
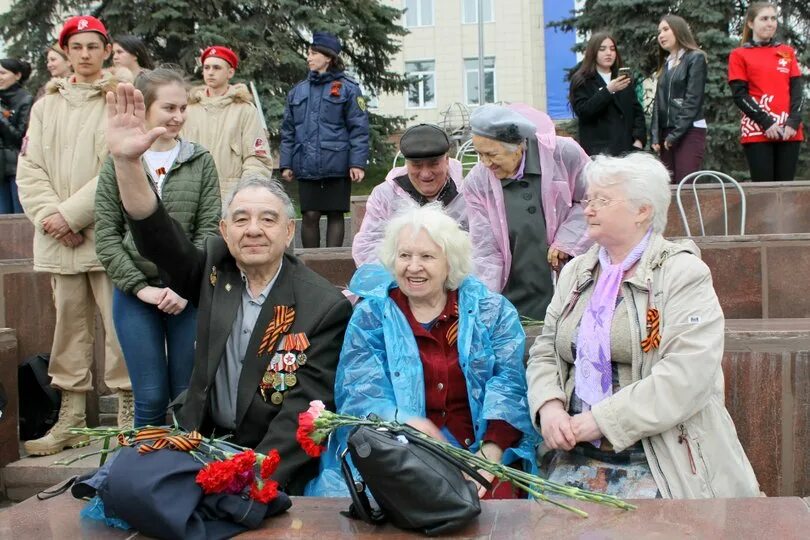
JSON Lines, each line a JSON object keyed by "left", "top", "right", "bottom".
{"left": 352, "top": 123, "right": 467, "bottom": 266}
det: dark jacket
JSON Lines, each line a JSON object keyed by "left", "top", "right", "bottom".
{"left": 651, "top": 50, "right": 707, "bottom": 146}
{"left": 94, "top": 447, "right": 291, "bottom": 540}
{"left": 279, "top": 70, "right": 369, "bottom": 180}
{"left": 570, "top": 71, "right": 647, "bottom": 156}
{"left": 95, "top": 139, "right": 222, "bottom": 294}
{"left": 0, "top": 83, "right": 33, "bottom": 177}
{"left": 127, "top": 202, "right": 353, "bottom": 495}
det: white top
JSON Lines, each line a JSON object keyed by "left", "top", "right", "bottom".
{"left": 666, "top": 49, "right": 707, "bottom": 129}
{"left": 143, "top": 144, "right": 181, "bottom": 197}
{"left": 597, "top": 70, "right": 612, "bottom": 86}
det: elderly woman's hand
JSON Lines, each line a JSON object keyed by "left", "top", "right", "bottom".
{"left": 406, "top": 417, "right": 446, "bottom": 441}
{"left": 547, "top": 247, "right": 571, "bottom": 272}
{"left": 570, "top": 411, "right": 603, "bottom": 443}
{"left": 539, "top": 400, "right": 576, "bottom": 451}
{"left": 470, "top": 442, "right": 503, "bottom": 497}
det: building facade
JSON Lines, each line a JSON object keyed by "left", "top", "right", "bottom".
{"left": 374, "top": 0, "right": 578, "bottom": 127}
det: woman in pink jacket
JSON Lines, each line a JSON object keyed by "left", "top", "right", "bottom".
{"left": 463, "top": 103, "right": 591, "bottom": 320}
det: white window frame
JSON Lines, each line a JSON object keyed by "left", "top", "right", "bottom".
{"left": 463, "top": 57, "right": 496, "bottom": 106}
{"left": 461, "top": 0, "right": 495, "bottom": 24}
{"left": 405, "top": 59, "right": 437, "bottom": 109}
{"left": 404, "top": 0, "right": 434, "bottom": 28}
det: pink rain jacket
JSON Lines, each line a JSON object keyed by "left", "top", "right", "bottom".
{"left": 352, "top": 158, "right": 467, "bottom": 267}
{"left": 462, "top": 103, "right": 592, "bottom": 292}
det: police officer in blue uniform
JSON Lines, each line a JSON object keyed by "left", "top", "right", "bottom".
{"left": 280, "top": 31, "right": 369, "bottom": 248}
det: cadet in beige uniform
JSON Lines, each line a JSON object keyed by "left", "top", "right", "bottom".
{"left": 16, "top": 15, "right": 132, "bottom": 455}
{"left": 182, "top": 46, "right": 272, "bottom": 199}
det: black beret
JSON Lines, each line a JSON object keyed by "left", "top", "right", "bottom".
{"left": 399, "top": 124, "right": 450, "bottom": 160}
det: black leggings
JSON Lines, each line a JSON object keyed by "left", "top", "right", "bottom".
{"left": 301, "top": 211, "right": 345, "bottom": 248}
{"left": 743, "top": 141, "right": 801, "bottom": 182}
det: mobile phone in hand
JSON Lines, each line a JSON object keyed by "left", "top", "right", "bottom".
{"left": 618, "top": 67, "right": 632, "bottom": 80}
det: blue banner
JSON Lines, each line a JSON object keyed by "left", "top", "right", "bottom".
{"left": 543, "top": 0, "right": 577, "bottom": 120}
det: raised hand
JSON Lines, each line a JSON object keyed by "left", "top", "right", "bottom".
{"left": 106, "top": 83, "right": 166, "bottom": 161}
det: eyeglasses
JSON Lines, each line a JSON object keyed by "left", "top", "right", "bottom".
{"left": 580, "top": 198, "right": 626, "bottom": 210}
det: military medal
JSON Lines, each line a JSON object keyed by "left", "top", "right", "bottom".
{"left": 255, "top": 310, "right": 311, "bottom": 404}
{"left": 209, "top": 266, "right": 217, "bottom": 287}
{"left": 270, "top": 353, "right": 283, "bottom": 372}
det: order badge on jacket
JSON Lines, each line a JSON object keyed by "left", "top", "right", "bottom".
{"left": 256, "top": 304, "right": 311, "bottom": 404}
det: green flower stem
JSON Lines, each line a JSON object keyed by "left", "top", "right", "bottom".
{"left": 99, "top": 435, "right": 111, "bottom": 466}
{"left": 317, "top": 415, "right": 636, "bottom": 515}
{"left": 53, "top": 447, "right": 121, "bottom": 466}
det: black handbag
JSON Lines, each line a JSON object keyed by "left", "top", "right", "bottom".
{"left": 340, "top": 424, "right": 491, "bottom": 536}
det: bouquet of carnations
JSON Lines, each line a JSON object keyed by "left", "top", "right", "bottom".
{"left": 297, "top": 400, "right": 635, "bottom": 518}
{"left": 62, "top": 425, "right": 282, "bottom": 504}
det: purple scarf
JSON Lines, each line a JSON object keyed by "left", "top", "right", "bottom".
{"left": 575, "top": 229, "right": 652, "bottom": 411}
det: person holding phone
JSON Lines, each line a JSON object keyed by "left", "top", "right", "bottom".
{"left": 650, "top": 15, "right": 708, "bottom": 183}
{"left": 569, "top": 32, "right": 646, "bottom": 157}
{"left": 729, "top": 2, "right": 803, "bottom": 182}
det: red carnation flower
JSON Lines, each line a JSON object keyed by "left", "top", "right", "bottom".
{"left": 296, "top": 411, "right": 325, "bottom": 457}
{"left": 196, "top": 459, "right": 241, "bottom": 494}
{"left": 260, "top": 449, "right": 281, "bottom": 480}
{"left": 196, "top": 450, "right": 258, "bottom": 495}
{"left": 250, "top": 479, "right": 279, "bottom": 504}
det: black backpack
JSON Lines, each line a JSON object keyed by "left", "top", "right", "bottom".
{"left": 18, "top": 353, "right": 61, "bottom": 440}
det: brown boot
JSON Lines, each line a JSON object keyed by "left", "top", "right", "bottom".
{"left": 117, "top": 390, "right": 134, "bottom": 430}
{"left": 24, "top": 391, "right": 88, "bottom": 456}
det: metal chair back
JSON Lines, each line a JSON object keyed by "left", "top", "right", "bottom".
{"left": 676, "top": 170, "right": 746, "bottom": 236}
{"left": 392, "top": 150, "right": 406, "bottom": 170}
{"left": 455, "top": 138, "right": 479, "bottom": 175}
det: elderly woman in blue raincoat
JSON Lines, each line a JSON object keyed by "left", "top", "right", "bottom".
{"left": 306, "top": 203, "right": 537, "bottom": 498}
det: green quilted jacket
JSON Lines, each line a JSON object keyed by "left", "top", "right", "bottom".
{"left": 95, "top": 139, "right": 222, "bottom": 294}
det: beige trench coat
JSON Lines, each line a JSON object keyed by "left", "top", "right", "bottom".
{"left": 527, "top": 234, "right": 761, "bottom": 498}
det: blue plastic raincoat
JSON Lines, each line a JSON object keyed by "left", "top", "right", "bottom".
{"left": 305, "top": 264, "right": 538, "bottom": 496}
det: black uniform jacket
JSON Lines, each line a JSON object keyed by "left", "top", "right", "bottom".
{"left": 128, "top": 202, "right": 352, "bottom": 495}
{"left": 570, "top": 71, "right": 647, "bottom": 156}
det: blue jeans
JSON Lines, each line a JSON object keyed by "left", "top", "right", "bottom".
{"left": 0, "top": 175, "right": 24, "bottom": 214}
{"left": 112, "top": 288, "right": 197, "bottom": 426}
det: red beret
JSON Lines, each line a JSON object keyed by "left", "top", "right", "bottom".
{"left": 201, "top": 46, "right": 239, "bottom": 70}
{"left": 58, "top": 15, "right": 109, "bottom": 49}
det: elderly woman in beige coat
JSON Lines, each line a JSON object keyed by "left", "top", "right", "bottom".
{"left": 526, "top": 152, "right": 759, "bottom": 499}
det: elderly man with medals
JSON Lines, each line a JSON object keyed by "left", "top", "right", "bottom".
{"left": 104, "top": 83, "right": 352, "bottom": 495}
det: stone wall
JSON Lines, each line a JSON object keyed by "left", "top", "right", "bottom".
{"left": 0, "top": 329, "right": 18, "bottom": 468}
{"left": 352, "top": 180, "right": 810, "bottom": 240}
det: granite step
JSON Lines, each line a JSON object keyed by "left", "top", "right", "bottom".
{"left": 2, "top": 441, "right": 107, "bottom": 502}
